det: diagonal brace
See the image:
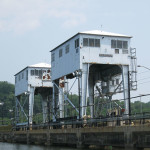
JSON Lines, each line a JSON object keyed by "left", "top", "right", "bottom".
{"left": 16, "top": 98, "right": 28, "bottom": 120}
{"left": 53, "top": 81, "right": 79, "bottom": 113}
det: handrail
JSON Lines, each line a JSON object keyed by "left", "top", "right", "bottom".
{"left": 11, "top": 112, "right": 150, "bottom": 131}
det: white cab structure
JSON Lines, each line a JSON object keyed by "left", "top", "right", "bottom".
{"left": 51, "top": 30, "right": 137, "bottom": 119}
{"left": 15, "top": 63, "right": 53, "bottom": 125}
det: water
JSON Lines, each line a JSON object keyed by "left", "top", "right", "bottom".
{"left": 0, "top": 142, "right": 80, "bottom": 150}
{"left": 0, "top": 142, "right": 123, "bottom": 150}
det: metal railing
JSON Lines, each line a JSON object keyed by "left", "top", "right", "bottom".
{"left": 12, "top": 112, "right": 150, "bottom": 131}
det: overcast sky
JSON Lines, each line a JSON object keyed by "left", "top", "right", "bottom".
{"left": 0, "top": 0, "right": 150, "bottom": 101}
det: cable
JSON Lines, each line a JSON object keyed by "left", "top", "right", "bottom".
{"left": 119, "top": 93, "right": 150, "bottom": 101}
{"left": 67, "top": 78, "right": 77, "bottom": 94}
{"left": 137, "top": 77, "right": 150, "bottom": 82}
{"left": 138, "top": 71, "right": 150, "bottom": 74}
{"left": 138, "top": 80, "right": 150, "bottom": 85}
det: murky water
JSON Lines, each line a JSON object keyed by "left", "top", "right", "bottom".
{"left": 0, "top": 142, "right": 126, "bottom": 150}
{"left": 0, "top": 142, "right": 81, "bottom": 150}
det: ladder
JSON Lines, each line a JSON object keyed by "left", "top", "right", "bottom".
{"left": 130, "top": 48, "right": 137, "bottom": 90}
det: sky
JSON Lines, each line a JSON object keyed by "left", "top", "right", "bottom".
{"left": 0, "top": 0, "right": 150, "bottom": 102}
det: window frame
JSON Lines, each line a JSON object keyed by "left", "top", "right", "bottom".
{"left": 117, "top": 40, "right": 122, "bottom": 49}
{"left": 31, "top": 70, "right": 35, "bottom": 76}
{"left": 111, "top": 39, "right": 128, "bottom": 50}
{"left": 115, "top": 49, "right": 119, "bottom": 54}
{"left": 116, "top": 79, "right": 119, "bottom": 85}
{"left": 83, "top": 38, "right": 88, "bottom": 47}
{"left": 59, "top": 49, "right": 63, "bottom": 57}
{"left": 123, "top": 41, "right": 128, "bottom": 49}
{"left": 35, "top": 70, "right": 39, "bottom": 76}
{"left": 22, "top": 72, "right": 24, "bottom": 79}
{"left": 26, "top": 70, "right": 28, "bottom": 80}
{"left": 19, "top": 74, "right": 20, "bottom": 81}
{"left": 89, "top": 38, "right": 95, "bottom": 47}
{"left": 65, "top": 44, "right": 69, "bottom": 54}
{"left": 75, "top": 38, "right": 79, "bottom": 48}
{"left": 111, "top": 40, "right": 117, "bottom": 48}
{"left": 52, "top": 53, "right": 55, "bottom": 62}
{"left": 95, "top": 39, "right": 100, "bottom": 47}
{"left": 39, "top": 70, "right": 42, "bottom": 79}
{"left": 15, "top": 76, "right": 17, "bottom": 83}
{"left": 83, "top": 38, "right": 100, "bottom": 47}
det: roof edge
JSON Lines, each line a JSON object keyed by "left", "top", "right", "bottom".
{"left": 14, "top": 65, "right": 51, "bottom": 76}
{"left": 50, "top": 31, "right": 132, "bottom": 52}
{"left": 50, "top": 32, "right": 80, "bottom": 52}
{"left": 79, "top": 32, "right": 132, "bottom": 38}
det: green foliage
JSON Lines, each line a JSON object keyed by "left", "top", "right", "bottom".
{"left": 66, "top": 94, "right": 79, "bottom": 117}
{"left": 131, "top": 101, "right": 150, "bottom": 114}
{"left": 0, "top": 81, "right": 15, "bottom": 121}
{"left": 0, "top": 81, "right": 43, "bottom": 125}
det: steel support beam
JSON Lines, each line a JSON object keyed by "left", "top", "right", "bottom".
{"left": 53, "top": 80, "right": 59, "bottom": 120}
{"left": 88, "top": 73, "right": 94, "bottom": 118}
{"left": 42, "top": 96, "right": 48, "bottom": 123}
{"left": 81, "top": 63, "right": 89, "bottom": 117}
{"left": 52, "top": 83, "right": 56, "bottom": 121}
{"left": 15, "top": 96, "right": 20, "bottom": 123}
{"left": 122, "top": 65, "right": 130, "bottom": 116}
{"left": 29, "top": 87, "right": 35, "bottom": 125}
{"left": 59, "top": 86, "right": 64, "bottom": 118}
